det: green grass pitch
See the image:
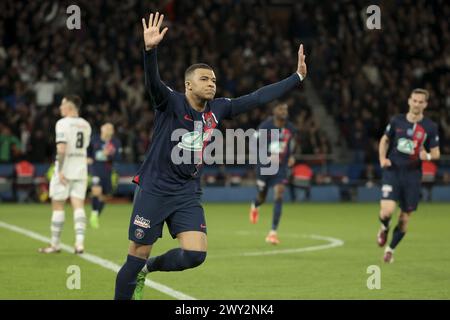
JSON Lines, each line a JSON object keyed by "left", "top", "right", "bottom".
{"left": 1, "top": 202, "right": 449, "bottom": 299}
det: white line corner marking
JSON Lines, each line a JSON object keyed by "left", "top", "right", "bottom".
{"left": 0, "top": 220, "right": 195, "bottom": 300}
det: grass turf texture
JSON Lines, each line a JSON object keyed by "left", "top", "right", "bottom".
{"left": 1, "top": 203, "right": 449, "bottom": 299}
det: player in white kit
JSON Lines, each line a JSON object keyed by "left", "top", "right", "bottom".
{"left": 39, "top": 95, "right": 92, "bottom": 254}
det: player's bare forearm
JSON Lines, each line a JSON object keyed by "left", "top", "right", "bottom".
{"left": 56, "top": 153, "right": 65, "bottom": 172}
{"left": 378, "top": 135, "right": 391, "bottom": 167}
{"left": 430, "top": 147, "right": 440, "bottom": 160}
{"left": 421, "top": 147, "right": 440, "bottom": 161}
{"left": 56, "top": 143, "right": 66, "bottom": 172}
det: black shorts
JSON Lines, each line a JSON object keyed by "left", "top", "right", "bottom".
{"left": 128, "top": 186, "right": 206, "bottom": 245}
{"left": 381, "top": 167, "right": 422, "bottom": 212}
{"left": 92, "top": 174, "right": 113, "bottom": 195}
{"left": 255, "top": 167, "right": 288, "bottom": 192}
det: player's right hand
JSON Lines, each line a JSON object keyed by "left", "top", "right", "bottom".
{"left": 380, "top": 158, "right": 392, "bottom": 168}
{"left": 58, "top": 172, "right": 68, "bottom": 185}
{"left": 142, "top": 12, "right": 168, "bottom": 51}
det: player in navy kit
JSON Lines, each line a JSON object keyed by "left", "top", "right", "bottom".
{"left": 249, "top": 101, "right": 297, "bottom": 245}
{"left": 377, "top": 89, "right": 440, "bottom": 263}
{"left": 87, "top": 123, "right": 122, "bottom": 229}
{"left": 114, "top": 12, "right": 307, "bottom": 300}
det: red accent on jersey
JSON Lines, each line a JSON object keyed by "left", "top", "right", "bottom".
{"left": 279, "top": 128, "right": 292, "bottom": 162}
{"left": 194, "top": 112, "right": 218, "bottom": 171}
{"left": 411, "top": 124, "right": 426, "bottom": 160}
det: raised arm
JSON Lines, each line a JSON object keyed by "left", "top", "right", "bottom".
{"left": 230, "top": 44, "right": 307, "bottom": 117}
{"left": 142, "top": 12, "right": 171, "bottom": 109}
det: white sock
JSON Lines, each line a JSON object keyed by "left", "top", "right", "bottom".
{"left": 91, "top": 210, "right": 99, "bottom": 217}
{"left": 74, "top": 208, "right": 86, "bottom": 247}
{"left": 51, "top": 210, "right": 65, "bottom": 248}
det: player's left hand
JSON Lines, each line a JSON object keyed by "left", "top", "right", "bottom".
{"left": 288, "top": 156, "right": 296, "bottom": 168}
{"left": 297, "top": 44, "right": 307, "bottom": 79}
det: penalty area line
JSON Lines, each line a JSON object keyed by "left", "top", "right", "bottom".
{"left": 0, "top": 220, "right": 196, "bottom": 300}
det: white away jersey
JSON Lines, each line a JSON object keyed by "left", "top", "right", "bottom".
{"left": 55, "top": 117, "right": 92, "bottom": 179}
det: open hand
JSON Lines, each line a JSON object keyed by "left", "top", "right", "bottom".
{"left": 142, "top": 12, "right": 168, "bottom": 51}
{"left": 297, "top": 44, "right": 307, "bottom": 79}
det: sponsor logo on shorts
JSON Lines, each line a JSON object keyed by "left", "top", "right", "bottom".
{"left": 134, "top": 215, "right": 151, "bottom": 229}
{"left": 135, "top": 228, "right": 145, "bottom": 240}
{"left": 200, "top": 224, "right": 207, "bottom": 229}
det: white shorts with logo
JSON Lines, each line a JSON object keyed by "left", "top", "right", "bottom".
{"left": 49, "top": 175, "right": 87, "bottom": 201}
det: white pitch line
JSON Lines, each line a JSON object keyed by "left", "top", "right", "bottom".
{"left": 208, "top": 233, "right": 344, "bottom": 258}
{"left": 241, "top": 234, "right": 344, "bottom": 257}
{"left": 0, "top": 220, "right": 196, "bottom": 300}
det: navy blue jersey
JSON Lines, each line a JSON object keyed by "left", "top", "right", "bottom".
{"left": 255, "top": 117, "right": 297, "bottom": 173}
{"left": 88, "top": 135, "right": 122, "bottom": 176}
{"left": 134, "top": 48, "right": 303, "bottom": 196}
{"left": 384, "top": 114, "right": 439, "bottom": 169}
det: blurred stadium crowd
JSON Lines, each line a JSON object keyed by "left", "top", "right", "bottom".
{"left": 1, "top": 0, "right": 449, "bottom": 169}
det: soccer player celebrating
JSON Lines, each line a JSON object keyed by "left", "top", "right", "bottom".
{"left": 39, "top": 96, "right": 92, "bottom": 254}
{"left": 249, "top": 101, "right": 297, "bottom": 245}
{"left": 88, "top": 123, "right": 122, "bottom": 229}
{"left": 114, "top": 12, "right": 307, "bottom": 300}
{"left": 377, "top": 89, "right": 440, "bottom": 263}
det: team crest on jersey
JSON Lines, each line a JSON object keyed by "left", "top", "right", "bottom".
{"left": 202, "top": 112, "right": 218, "bottom": 129}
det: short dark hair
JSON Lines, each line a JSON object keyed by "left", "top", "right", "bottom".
{"left": 411, "top": 88, "right": 429, "bottom": 101}
{"left": 64, "top": 95, "right": 82, "bottom": 110}
{"left": 184, "top": 63, "right": 213, "bottom": 80}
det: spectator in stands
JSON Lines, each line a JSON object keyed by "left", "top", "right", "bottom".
{"left": 288, "top": 163, "right": 313, "bottom": 201}
{"left": 13, "top": 155, "right": 35, "bottom": 202}
{"left": 422, "top": 160, "right": 438, "bottom": 202}
{"left": 0, "top": 124, "right": 22, "bottom": 163}
{"left": 360, "top": 163, "right": 381, "bottom": 188}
